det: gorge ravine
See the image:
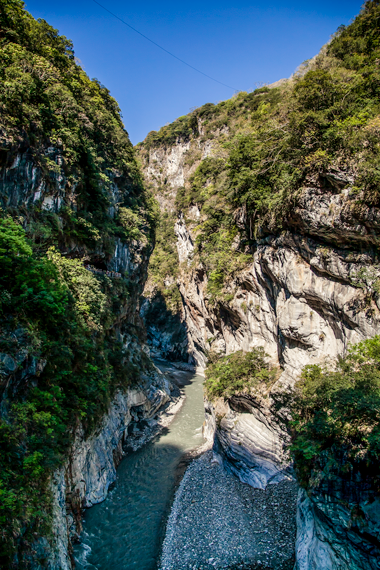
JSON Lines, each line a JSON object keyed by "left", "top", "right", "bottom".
{"left": 1, "top": 2, "right": 380, "bottom": 569}
{"left": 73, "top": 364, "right": 206, "bottom": 570}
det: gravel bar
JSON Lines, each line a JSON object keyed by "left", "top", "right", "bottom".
{"left": 160, "top": 451, "right": 297, "bottom": 570}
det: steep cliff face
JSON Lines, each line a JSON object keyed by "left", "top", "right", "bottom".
{"left": 141, "top": 179, "right": 380, "bottom": 570}
{"left": 33, "top": 367, "right": 174, "bottom": 570}
{"left": 139, "top": 126, "right": 380, "bottom": 379}
{"left": 295, "top": 485, "right": 380, "bottom": 570}
{"left": 0, "top": 3, "right": 171, "bottom": 567}
{"left": 137, "top": 4, "right": 380, "bottom": 565}
{"left": 139, "top": 144, "right": 380, "bottom": 566}
{"left": 138, "top": 135, "right": 214, "bottom": 363}
{"left": 0, "top": 134, "right": 166, "bottom": 568}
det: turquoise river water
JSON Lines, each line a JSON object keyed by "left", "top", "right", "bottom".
{"left": 74, "top": 368, "right": 205, "bottom": 570}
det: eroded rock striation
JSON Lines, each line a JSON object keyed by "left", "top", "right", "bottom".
{"left": 44, "top": 371, "right": 175, "bottom": 570}
{"left": 0, "top": 7, "right": 180, "bottom": 565}
{"left": 138, "top": 118, "right": 380, "bottom": 569}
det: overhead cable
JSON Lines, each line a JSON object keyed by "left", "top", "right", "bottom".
{"left": 91, "top": 0, "right": 239, "bottom": 91}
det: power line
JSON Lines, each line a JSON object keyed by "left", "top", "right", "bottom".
{"left": 91, "top": 0, "right": 238, "bottom": 91}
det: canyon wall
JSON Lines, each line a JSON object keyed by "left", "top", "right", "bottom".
{"left": 37, "top": 369, "right": 173, "bottom": 570}
{"left": 0, "top": 7, "right": 190, "bottom": 565}
{"left": 138, "top": 125, "right": 380, "bottom": 568}
{"left": 2, "top": 4, "right": 380, "bottom": 568}
{"left": 0, "top": 142, "right": 180, "bottom": 568}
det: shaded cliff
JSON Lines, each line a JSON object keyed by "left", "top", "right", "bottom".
{"left": 0, "top": 1, "right": 171, "bottom": 567}
{"left": 137, "top": 2, "right": 380, "bottom": 567}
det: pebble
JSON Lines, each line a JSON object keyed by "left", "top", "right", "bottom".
{"left": 159, "top": 451, "right": 297, "bottom": 570}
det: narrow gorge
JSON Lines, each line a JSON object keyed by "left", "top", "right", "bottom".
{"left": 1, "top": 1, "right": 380, "bottom": 569}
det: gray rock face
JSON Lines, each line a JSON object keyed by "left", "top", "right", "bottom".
{"left": 139, "top": 134, "right": 380, "bottom": 569}
{"left": 1, "top": 147, "right": 65, "bottom": 210}
{"left": 180, "top": 225, "right": 379, "bottom": 483}
{"left": 187, "top": 227, "right": 380, "bottom": 569}
{"left": 0, "top": 146, "right": 123, "bottom": 220}
{"left": 0, "top": 145, "right": 149, "bottom": 287}
{"left": 295, "top": 486, "right": 380, "bottom": 570}
{"left": 174, "top": 214, "right": 194, "bottom": 264}
{"left": 216, "top": 408, "right": 291, "bottom": 489}
{"left": 140, "top": 293, "right": 190, "bottom": 362}
{"left": 180, "top": 229, "right": 379, "bottom": 373}
{"left": 294, "top": 446, "right": 380, "bottom": 569}
{"left": 204, "top": 396, "right": 292, "bottom": 490}
{"left": 140, "top": 137, "right": 216, "bottom": 213}
{"left": 44, "top": 370, "right": 173, "bottom": 570}
{"left": 67, "top": 385, "right": 168, "bottom": 509}
{"left": 0, "top": 327, "right": 47, "bottom": 418}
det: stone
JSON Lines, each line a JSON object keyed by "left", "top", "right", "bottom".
{"left": 138, "top": 129, "right": 380, "bottom": 569}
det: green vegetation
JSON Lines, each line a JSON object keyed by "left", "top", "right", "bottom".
{"left": 291, "top": 336, "right": 380, "bottom": 488}
{"left": 223, "top": 2, "right": 380, "bottom": 225}
{"left": 175, "top": 157, "right": 225, "bottom": 210}
{"left": 118, "top": 207, "right": 145, "bottom": 241}
{"left": 0, "top": 216, "right": 147, "bottom": 565}
{"left": 141, "top": 1, "right": 380, "bottom": 302}
{"left": 0, "top": 0, "right": 156, "bottom": 247}
{"left": 204, "top": 348, "right": 278, "bottom": 399}
{"left": 205, "top": 335, "right": 380, "bottom": 499}
{"left": 146, "top": 211, "right": 182, "bottom": 312}
{"left": 0, "top": 1, "right": 156, "bottom": 564}
{"left": 141, "top": 113, "right": 199, "bottom": 150}
{"left": 199, "top": 227, "right": 251, "bottom": 303}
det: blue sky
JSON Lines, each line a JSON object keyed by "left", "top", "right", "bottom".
{"left": 25, "top": 0, "right": 363, "bottom": 144}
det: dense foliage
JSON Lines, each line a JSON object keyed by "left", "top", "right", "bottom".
{"left": 141, "top": 113, "right": 199, "bottom": 150}
{"left": 291, "top": 336, "right": 380, "bottom": 489}
{"left": 0, "top": 0, "right": 156, "bottom": 247}
{"left": 0, "top": 1, "right": 156, "bottom": 565}
{"left": 0, "top": 216, "right": 147, "bottom": 565}
{"left": 142, "top": 0, "right": 380, "bottom": 301}
{"left": 204, "top": 348, "right": 278, "bottom": 399}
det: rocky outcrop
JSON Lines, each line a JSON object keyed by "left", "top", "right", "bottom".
{"left": 0, "top": 147, "right": 66, "bottom": 212}
{"left": 26, "top": 365, "right": 175, "bottom": 570}
{"left": 139, "top": 125, "right": 380, "bottom": 568}
{"left": 140, "top": 126, "right": 219, "bottom": 214}
{"left": 295, "top": 483, "right": 380, "bottom": 570}
{"left": 138, "top": 137, "right": 212, "bottom": 364}
{"left": 140, "top": 293, "right": 189, "bottom": 361}
{"left": 1, "top": 145, "right": 126, "bottom": 224}
{"left": 176, "top": 205, "right": 379, "bottom": 371}
{"left": 205, "top": 396, "right": 292, "bottom": 490}
{"left": 170, "top": 191, "right": 379, "bottom": 477}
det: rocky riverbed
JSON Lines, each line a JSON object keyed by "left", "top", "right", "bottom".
{"left": 160, "top": 451, "right": 297, "bottom": 570}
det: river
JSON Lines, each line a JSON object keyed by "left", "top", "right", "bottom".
{"left": 74, "top": 366, "right": 205, "bottom": 570}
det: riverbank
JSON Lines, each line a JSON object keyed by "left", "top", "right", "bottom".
{"left": 160, "top": 451, "right": 297, "bottom": 570}
{"left": 124, "top": 361, "right": 199, "bottom": 453}
{"left": 74, "top": 364, "right": 206, "bottom": 570}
